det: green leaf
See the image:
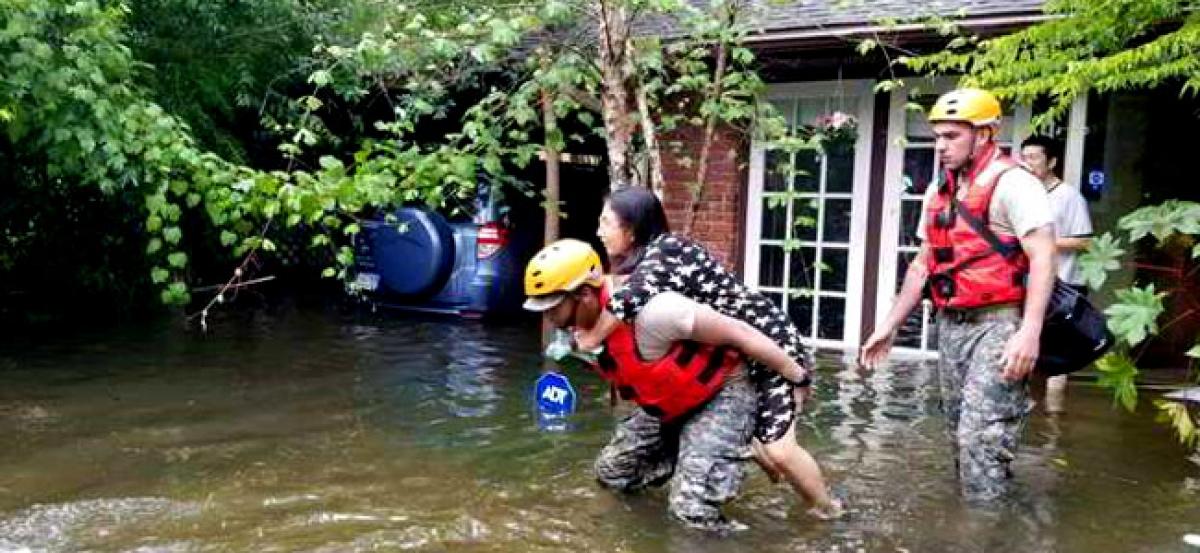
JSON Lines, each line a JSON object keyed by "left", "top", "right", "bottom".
{"left": 318, "top": 155, "right": 344, "bottom": 171}
{"left": 151, "top": 268, "right": 170, "bottom": 284}
{"left": 321, "top": 267, "right": 336, "bottom": 278}
{"left": 220, "top": 231, "right": 238, "bottom": 247}
{"left": 1118, "top": 201, "right": 1200, "bottom": 244}
{"left": 167, "top": 252, "right": 188, "bottom": 268}
{"left": 163, "top": 226, "right": 182, "bottom": 245}
{"left": 1077, "top": 232, "right": 1124, "bottom": 290}
{"left": 309, "top": 69, "right": 332, "bottom": 87}
{"left": 1186, "top": 344, "right": 1200, "bottom": 359}
{"left": 146, "top": 215, "right": 163, "bottom": 232}
{"left": 1094, "top": 353, "right": 1139, "bottom": 413}
{"left": 146, "top": 238, "right": 162, "bottom": 254}
{"left": 1105, "top": 284, "right": 1167, "bottom": 346}
{"left": 1155, "top": 400, "right": 1198, "bottom": 449}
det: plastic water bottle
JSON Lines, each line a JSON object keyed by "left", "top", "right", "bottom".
{"left": 544, "top": 329, "right": 600, "bottom": 370}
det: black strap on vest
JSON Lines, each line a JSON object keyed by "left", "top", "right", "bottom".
{"left": 674, "top": 341, "right": 700, "bottom": 367}
{"left": 950, "top": 195, "right": 1021, "bottom": 260}
{"left": 696, "top": 346, "right": 729, "bottom": 385}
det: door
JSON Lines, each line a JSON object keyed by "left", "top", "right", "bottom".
{"left": 745, "top": 80, "right": 875, "bottom": 350}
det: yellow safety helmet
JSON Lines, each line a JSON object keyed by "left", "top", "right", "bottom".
{"left": 523, "top": 239, "right": 605, "bottom": 312}
{"left": 928, "top": 88, "right": 1002, "bottom": 128}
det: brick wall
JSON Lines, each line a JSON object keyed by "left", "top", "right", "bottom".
{"left": 659, "top": 125, "right": 747, "bottom": 272}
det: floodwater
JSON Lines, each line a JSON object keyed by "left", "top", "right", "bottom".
{"left": 1, "top": 306, "right": 1197, "bottom": 552}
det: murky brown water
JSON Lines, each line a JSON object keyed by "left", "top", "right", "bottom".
{"left": 1, "top": 306, "right": 1198, "bottom": 552}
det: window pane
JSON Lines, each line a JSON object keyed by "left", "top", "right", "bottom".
{"left": 770, "top": 99, "right": 795, "bottom": 131}
{"left": 822, "top": 198, "right": 852, "bottom": 243}
{"left": 793, "top": 150, "right": 820, "bottom": 193}
{"left": 903, "top": 148, "right": 936, "bottom": 196}
{"left": 792, "top": 198, "right": 818, "bottom": 242}
{"left": 788, "top": 246, "right": 817, "bottom": 291}
{"left": 795, "top": 98, "right": 827, "bottom": 128}
{"left": 905, "top": 94, "right": 938, "bottom": 141}
{"left": 818, "top": 296, "right": 846, "bottom": 340}
{"left": 821, "top": 247, "right": 849, "bottom": 292}
{"left": 901, "top": 199, "right": 924, "bottom": 247}
{"left": 787, "top": 293, "right": 814, "bottom": 337}
{"left": 765, "top": 150, "right": 790, "bottom": 192}
{"left": 760, "top": 198, "right": 787, "bottom": 240}
{"left": 825, "top": 141, "right": 854, "bottom": 193}
{"left": 759, "top": 245, "right": 785, "bottom": 287}
{"left": 896, "top": 251, "right": 918, "bottom": 293}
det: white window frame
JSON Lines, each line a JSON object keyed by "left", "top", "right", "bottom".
{"left": 744, "top": 80, "right": 876, "bottom": 350}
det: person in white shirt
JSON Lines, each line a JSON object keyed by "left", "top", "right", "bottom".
{"left": 1020, "top": 135, "right": 1094, "bottom": 414}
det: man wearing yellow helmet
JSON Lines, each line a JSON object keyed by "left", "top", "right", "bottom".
{"left": 524, "top": 239, "right": 809, "bottom": 531}
{"left": 860, "top": 88, "right": 1056, "bottom": 502}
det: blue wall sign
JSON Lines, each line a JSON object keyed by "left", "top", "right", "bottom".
{"left": 1086, "top": 170, "right": 1106, "bottom": 195}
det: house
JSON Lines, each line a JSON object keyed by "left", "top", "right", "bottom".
{"left": 652, "top": 0, "right": 1200, "bottom": 360}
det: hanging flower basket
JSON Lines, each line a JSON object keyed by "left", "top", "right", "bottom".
{"left": 801, "top": 111, "right": 858, "bottom": 153}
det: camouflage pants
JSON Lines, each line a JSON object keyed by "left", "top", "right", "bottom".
{"left": 936, "top": 309, "right": 1034, "bottom": 503}
{"left": 593, "top": 369, "right": 756, "bottom": 531}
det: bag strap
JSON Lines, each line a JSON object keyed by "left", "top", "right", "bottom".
{"left": 950, "top": 195, "right": 1021, "bottom": 259}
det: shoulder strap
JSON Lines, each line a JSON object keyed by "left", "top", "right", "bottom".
{"left": 951, "top": 195, "right": 1020, "bottom": 259}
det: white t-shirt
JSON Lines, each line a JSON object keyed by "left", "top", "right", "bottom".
{"left": 1047, "top": 181, "right": 1094, "bottom": 285}
{"left": 916, "top": 165, "right": 1054, "bottom": 242}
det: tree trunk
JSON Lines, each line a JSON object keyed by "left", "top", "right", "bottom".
{"left": 541, "top": 88, "right": 561, "bottom": 348}
{"left": 597, "top": 0, "right": 637, "bottom": 190}
{"left": 632, "top": 49, "right": 664, "bottom": 192}
{"left": 684, "top": 4, "right": 733, "bottom": 234}
{"left": 542, "top": 89, "right": 561, "bottom": 245}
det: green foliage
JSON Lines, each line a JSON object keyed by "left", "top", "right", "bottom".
{"left": 1095, "top": 352, "right": 1140, "bottom": 413}
{"left": 2, "top": 0, "right": 807, "bottom": 316}
{"left": 905, "top": 0, "right": 1200, "bottom": 130}
{"left": 1072, "top": 201, "right": 1200, "bottom": 447}
{"left": 1155, "top": 400, "right": 1199, "bottom": 449}
{"left": 1120, "top": 200, "right": 1200, "bottom": 243}
{"left": 1, "top": 0, "right": 480, "bottom": 308}
{"left": 1105, "top": 284, "right": 1167, "bottom": 347}
{"left": 126, "top": 0, "right": 327, "bottom": 161}
{"left": 1077, "top": 232, "right": 1124, "bottom": 290}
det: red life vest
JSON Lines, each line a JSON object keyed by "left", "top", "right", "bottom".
{"left": 924, "top": 146, "right": 1029, "bottom": 309}
{"left": 593, "top": 284, "right": 741, "bottom": 422}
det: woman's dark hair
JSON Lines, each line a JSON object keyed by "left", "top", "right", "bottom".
{"left": 605, "top": 187, "right": 671, "bottom": 275}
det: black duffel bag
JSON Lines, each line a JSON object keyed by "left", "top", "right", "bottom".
{"left": 1036, "top": 279, "right": 1114, "bottom": 376}
{"left": 949, "top": 195, "right": 1114, "bottom": 376}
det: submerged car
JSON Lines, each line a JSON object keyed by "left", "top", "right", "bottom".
{"left": 351, "top": 186, "right": 538, "bottom": 318}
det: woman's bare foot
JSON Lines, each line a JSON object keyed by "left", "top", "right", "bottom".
{"left": 806, "top": 494, "right": 847, "bottom": 521}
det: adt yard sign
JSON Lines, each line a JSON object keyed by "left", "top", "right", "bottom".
{"left": 535, "top": 372, "right": 577, "bottom": 418}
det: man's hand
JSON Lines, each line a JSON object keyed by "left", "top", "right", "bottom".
{"left": 574, "top": 310, "right": 619, "bottom": 351}
{"left": 1001, "top": 324, "right": 1040, "bottom": 381}
{"left": 858, "top": 327, "right": 896, "bottom": 370}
